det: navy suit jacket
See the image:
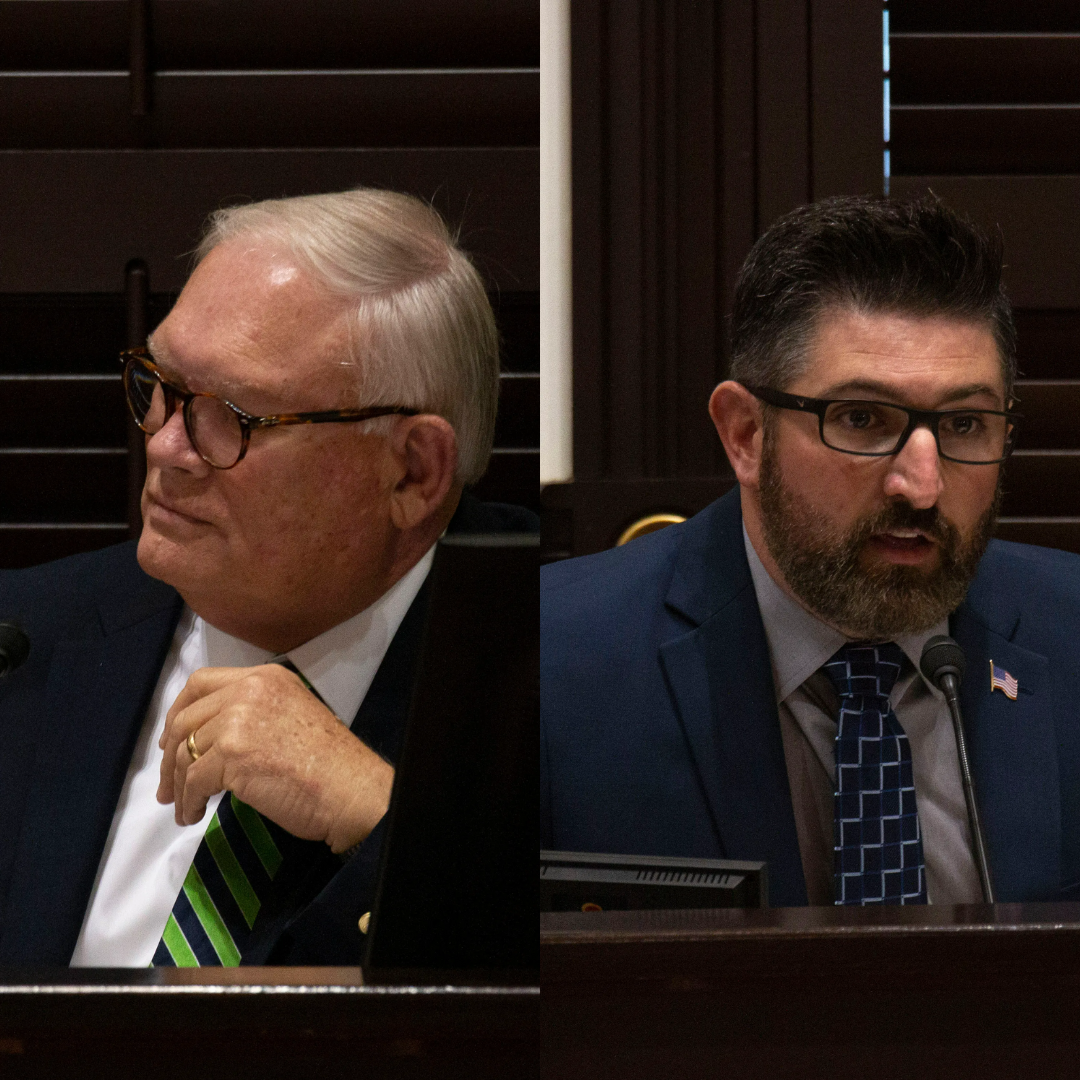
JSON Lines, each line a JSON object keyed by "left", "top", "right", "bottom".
{"left": 0, "top": 495, "right": 537, "bottom": 965}
{"left": 541, "top": 488, "right": 1080, "bottom": 906}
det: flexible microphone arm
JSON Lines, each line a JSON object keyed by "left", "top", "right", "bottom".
{"left": 920, "top": 635, "right": 995, "bottom": 904}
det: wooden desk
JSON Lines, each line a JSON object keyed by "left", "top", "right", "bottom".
{"left": 542, "top": 904, "right": 1080, "bottom": 1079}
{"left": 0, "top": 967, "right": 538, "bottom": 1079}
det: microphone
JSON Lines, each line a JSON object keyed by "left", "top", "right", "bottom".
{"left": 919, "top": 635, "right": 995, "bottom": 904}
{"left": 0, "top": 623, "right": 30, "bottom": 679}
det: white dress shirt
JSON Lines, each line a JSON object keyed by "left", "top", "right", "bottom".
{"left": 69, "top": 547, "right": 434, "bottom": 967}
{"left": 743, "top": 528, "right": 982, "bottom": 905}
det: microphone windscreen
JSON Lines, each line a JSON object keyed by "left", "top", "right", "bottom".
{"left": 920, "top": 634, "right": 966, "bottom": 688}
{"left": 0, "top": 622, "right": 30, "bottom": 678}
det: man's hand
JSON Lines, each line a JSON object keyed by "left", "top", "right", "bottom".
{"left": 157, "top": 664, "right": 394, "bottom": 854}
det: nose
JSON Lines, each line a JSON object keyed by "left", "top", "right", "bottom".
{"left": 144, "top": 404, "right": 209, "bottom": 474}
{"left": 881, "top": 424, "right": 943, "bottom": 509}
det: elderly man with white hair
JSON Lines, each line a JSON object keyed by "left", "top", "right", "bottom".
{"left": 0, "top": 188, "right": 534, "bottom": 967}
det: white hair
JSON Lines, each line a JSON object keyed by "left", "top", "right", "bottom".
{"left": 196, "top": 188, "right": 499, "bottom": 485}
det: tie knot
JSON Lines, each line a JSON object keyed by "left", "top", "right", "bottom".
{"left": 823, "top": 641, "right": 905, "bottom": 701}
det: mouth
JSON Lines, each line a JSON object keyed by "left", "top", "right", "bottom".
{"left": 143, "top": 490, "right": 211, "bottom": 529}
{"left": 866, "top": 528, "right": 938, "bottom": 565}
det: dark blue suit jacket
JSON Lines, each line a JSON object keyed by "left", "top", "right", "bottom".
{"left": 541, "top": 488, "right": 1080, "bottom": 906}
{"left": 0, "top": 495, "right": 537, "bottom": 965}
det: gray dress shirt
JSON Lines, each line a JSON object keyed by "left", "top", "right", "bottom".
{"left": 743, "top": 529, "right": 981, "bottom": 905}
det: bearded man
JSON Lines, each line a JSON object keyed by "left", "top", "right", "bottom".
{"left": 540, "top": 195, "right": 1080, "bottom": 906}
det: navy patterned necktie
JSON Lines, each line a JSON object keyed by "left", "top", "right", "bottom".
{"left": 152, "top": 659, "right": 335, "bottom": 966}
{"left": 822, "top": 642, "right": 928, "bottom": 906}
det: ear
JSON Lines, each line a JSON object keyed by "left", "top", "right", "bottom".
{"left": 708, "top": 380, "right": 766, "bottom": 490}
{"left": 387, "top": 414, "right": 459, "bottom": 531}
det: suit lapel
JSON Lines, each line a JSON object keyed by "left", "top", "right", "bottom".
{"left": 656, "top": 498, "right": 1064, "bottom": 907}
{"left": 254, "top": 578, "right": 430, "bottom": 963}
{"left": 952, "top": 602, "right": 1059, "bottom": 901}
{"left": 660, "top": 492, "right": 808, "bottom": 906}
{"left": 0, "top": 577, "right": 181, "bottom": 964}
{"left": 347, "top": 578, "right": 428, "bottom": 766}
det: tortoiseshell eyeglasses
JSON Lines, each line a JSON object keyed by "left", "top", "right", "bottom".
{"left": 121, "top": 348, "right": 418, "bottom": 470}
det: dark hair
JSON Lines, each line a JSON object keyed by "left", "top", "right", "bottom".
{"left": 729, "top": 195, "right": 1017, "bottom": 397}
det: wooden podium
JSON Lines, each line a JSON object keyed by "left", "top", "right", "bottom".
{"left": 9, "top": 907, "right": 1080, "bottom": 1077}
{"left": 542, "top": 904, "right": 1080, "bottom": 1079}
{"left": 0, "top": 967, "right": 538, "bottom": 1079}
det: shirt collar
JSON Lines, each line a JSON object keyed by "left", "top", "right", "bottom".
{"left": 198, "top": 544, "right": 436, "bottom": 723}
{"left": 742, "top": 526, "right": 947, "bottom": 702}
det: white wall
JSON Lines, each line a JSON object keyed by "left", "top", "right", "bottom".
{"left": 539, "top": 0, "right": 573, "bottom": 484}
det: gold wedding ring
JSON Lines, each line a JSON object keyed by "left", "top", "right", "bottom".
{"left": 186, "top": 730, "right": 201, "bottom": 762}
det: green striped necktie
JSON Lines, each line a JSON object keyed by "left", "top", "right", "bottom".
{"left": 152, "top": 660, "right": 333, "bottom": 967}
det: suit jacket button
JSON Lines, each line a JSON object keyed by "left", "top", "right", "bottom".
{"left": 358, "top": 912, "right": 371, "bottom": 934}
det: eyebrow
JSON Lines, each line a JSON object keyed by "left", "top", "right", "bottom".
{"left": 144, "top": 340, "right": 190, "bottom": 391}
{"left": 144, "top": 339, "right": 249, "bottom": 404}
{"left": 817, "top": 379, "right": 1005, "bottom": 406}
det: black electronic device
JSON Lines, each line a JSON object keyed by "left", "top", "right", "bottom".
{"left": 540, "top": 850, "right": 768, "bottom": 912}
{"left": 364, "top": 533, "right": 538, "bottom": 980}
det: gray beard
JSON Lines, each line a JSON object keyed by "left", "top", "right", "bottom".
{"left": 757, "top": 440, "right": 1000, "bottom": 639}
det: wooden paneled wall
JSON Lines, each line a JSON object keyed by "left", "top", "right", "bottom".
{"left": 888, "top": 0, "right": 1080, "bottom": 555}
{"left": 542, "top": 0, "right": 882, "bottom": 560}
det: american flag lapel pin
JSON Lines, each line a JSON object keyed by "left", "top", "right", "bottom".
{"left": 989, "top": 660, "right": 1019, "bottom": 700}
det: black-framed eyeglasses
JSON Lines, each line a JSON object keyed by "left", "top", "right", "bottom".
{"left": 121, "top": 347, "right": 419, "bottom": 470}
{"left": 743, "top": 384, "right": 1022, "bottom": 465}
